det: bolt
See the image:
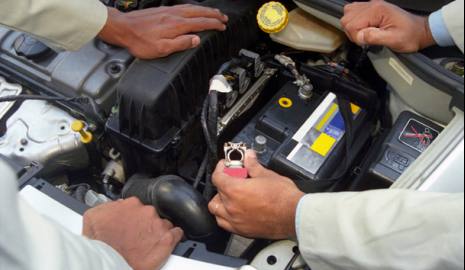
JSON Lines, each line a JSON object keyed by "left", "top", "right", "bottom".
{"left": 253, "top": 135, "right": 267, "bottom": 154}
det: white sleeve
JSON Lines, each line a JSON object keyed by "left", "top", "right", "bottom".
{"left": 295, "top": 189, "right": 464, "bottom": 270}
{"left": 442, "top": 0, "right": 465, "bottom": 53}
{"left": 0, "top": 161, "right": 132, "bottom": 270}
{"left": 0, "top": 0, "right": 108, "bottom": 51}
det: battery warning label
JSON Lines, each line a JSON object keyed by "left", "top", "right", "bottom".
{"left": 287, "top": 93, "right": 360, "bottom": 176}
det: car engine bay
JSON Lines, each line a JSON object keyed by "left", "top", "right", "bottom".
{"left": 0, "top": 0, "right": 463, "bottom": 269}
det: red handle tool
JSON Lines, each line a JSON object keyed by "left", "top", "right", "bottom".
{"left": 224, "top": 142, "right": 248, "bottom": 179}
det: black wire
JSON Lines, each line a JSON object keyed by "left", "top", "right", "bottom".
{"left": 284, "top": 249, "right": 301, "bottom": 270}
{"left": 207, "top": 91, "right": 219, "bottom": 160}
{"left": 0, "top": 94, "right": 106, "bottom": 124}
{"left": 201, "top": 96, "right": 217, "bottom": 155}
{"left": 193, "top": 152, "right": 209, "bottom": 189}
{"left": 318, "top": 97, "right": 355, "bottom": 182}
{"left": 0, "top": 95, "right": 76, "bottom": 103}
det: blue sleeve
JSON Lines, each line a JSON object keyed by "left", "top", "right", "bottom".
{"left": 429, "top": 10, "right": 456, "bottom": 47}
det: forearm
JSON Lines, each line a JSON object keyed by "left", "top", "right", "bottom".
{"left": 295, "top": 190, "right": 464, "bottom": 270}
{"left": 0, "top": 0, "right": 108, "bottom": 51}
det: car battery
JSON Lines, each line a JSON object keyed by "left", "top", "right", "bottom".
{"left": 233, "top": 80, "right": 373, "bottom": 192}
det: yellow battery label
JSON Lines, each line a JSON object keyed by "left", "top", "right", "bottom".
{"left": 311, "top": 133, "right": 337, "bottom": 157}
{"left": 315, "top": 103, "right": 338, "bottom": 131}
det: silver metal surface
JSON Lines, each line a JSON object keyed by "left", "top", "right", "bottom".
{"left": 219, "top": 68, "right": 278, "bottom": 133}
{"left": 102, "top": 160, "right": 126, "bottom": 184}
{"left": 224, "top": 142, "right": 247, "bottom": 168}
{"left": 253, "top": 135, "right": 268, "bottom": 154}
{"left": 0, "top": 28, "right": 133, "bottom": 112}
{"left": 0, "top": 76, "right": 22, "bottom": 119}
{"left": 0, "top": 100, "right": 89, "bottom": 176}
{"left": 275, "top": 54, "right": 314, "bottom": 100}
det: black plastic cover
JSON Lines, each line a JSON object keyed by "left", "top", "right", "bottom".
{"left": 174, "top": 241, "right": 247, "bottom": 268}
{"left": 367, "top": 111, "right": 443, "bottom": 186}
{"left": 107, "top": 0, "right": 262, "bottom": 175}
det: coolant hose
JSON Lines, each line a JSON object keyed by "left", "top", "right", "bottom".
{"left": 122, "top": 174, "right": 228, "bottom": 252}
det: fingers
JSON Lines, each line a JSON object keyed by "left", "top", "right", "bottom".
{"left": 356, "top": 27, "right": 393, "bottom": 46}
{"left": 212, "top": 160, "right": 239, "bottom": 192}
{"left": 215, "top": 216, "right": 235, "bottom": 233}
{"left": 175, "top": 17, "right": 227, "bottom": 35}
{"left": 341, "top": 1, "right": 385, "bottom": 43}
{"left": 174, "top": 5, "right": 229, "bottom": 23}
{"left": 127, "top": 5, "right": 228, "bottom": 23}
{"left": 149, "top": 35, "right": 200, "bottom": 58}
{"left": 208, "top": 194, "right": 231, "bottom": 220}
{"left": 244, "top": 150, "right": 272, "bottom": 178}
{"left": 149, "top": 227, "right": 184, "bottom": 270}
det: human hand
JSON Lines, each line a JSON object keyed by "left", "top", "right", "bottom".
{"left": 208, "top": 150, "right": 305, "bottom": 240}
{"left": 98, "top": 4, "right": 229, "bottom": 59}
{"left": 341, "top": 0, "right": 435, "bottom": 53}
{"left": 83, "top": 198, "right": 184, "bottom": 270}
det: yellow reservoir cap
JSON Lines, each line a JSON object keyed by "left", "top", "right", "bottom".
{"left": 257, "top": 2, "right": 289, "bottom": 34}
{"left": 71, "top": 120, "right": 93, "bottom": 144}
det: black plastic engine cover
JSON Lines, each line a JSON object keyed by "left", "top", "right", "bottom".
{"left": 107, "top": 0, "right": 262, "bottom": 175}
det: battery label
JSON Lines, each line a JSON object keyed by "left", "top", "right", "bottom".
{"left": 311, "top": 133, "right": 337, "bottom": 157}
{"left": 287, "top": 93, "right": 360, "bottom": 176}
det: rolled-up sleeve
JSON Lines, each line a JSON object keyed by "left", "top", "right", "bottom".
{"left": 0, "top": 0, "right": 108, "bottom": 51}
{"left": 436, "top": 0, "right": 464, "bottom": 52}
{"left": 295, "top": 190, "right": 464, "bottom": 270}
{"left": 429, "top": 10, "right": 456, "bottom": 48}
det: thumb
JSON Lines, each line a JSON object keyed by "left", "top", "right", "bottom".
{"left": 356, "top": 27, "right": 393, "bottom": 47}
{"left": 244, "top": 150, "right": 270, "bottom": 178}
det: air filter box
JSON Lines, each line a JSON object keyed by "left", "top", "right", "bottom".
{"left": 106, "top": 0, "right": 262, "bottom": 175}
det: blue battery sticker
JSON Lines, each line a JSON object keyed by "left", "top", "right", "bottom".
{"left": 324, "top": 112, "right": 345, "bottom": 139}
{"left": 330, "top": 112, "right": 345, "bottom": 130}
{"left": 325, "top": 125, "right": 344, "bottom": 139}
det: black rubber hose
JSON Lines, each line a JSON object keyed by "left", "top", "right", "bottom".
{"left": 122, "top": 175, "right": 229, "bottom": 252}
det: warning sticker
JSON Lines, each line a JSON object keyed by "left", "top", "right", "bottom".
{"left": 287, "top": 93, "right": 362, "bottom": 176}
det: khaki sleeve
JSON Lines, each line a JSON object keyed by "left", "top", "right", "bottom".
{"left": 295, "top": 190, "right": 464, "bottom": 270}
{"left": 0, "top": 0, "right": 108, "bottom": 51}
{"left": 442, "top": 0, "right": 465, "bottom": 53}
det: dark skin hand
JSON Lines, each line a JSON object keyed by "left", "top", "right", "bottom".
{"left": 209, "top": 150, "right": 305, "bottom": 240}
{"left": 98, "top": 4, "right": 229, "bottom": 59}
{"left": 83, "top": 197, "right": 184, "bottom": 270}
{"left": 341, "top": 0, "right": 435, "bottom": 53}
